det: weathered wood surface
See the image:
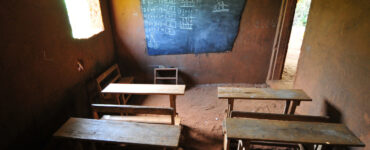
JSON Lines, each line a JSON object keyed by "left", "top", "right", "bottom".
{"left": 218, "top": 87, "right": 311, "bottom": 101}
{"left": 53, "top": 118, "right": 181, "bottom": 148}
{"left": 101, "top": 115, "right": 181, "bottom": 125}
{"left": 231, "top": 111, "right": 331, "bottom": 122}
{"left": 225, "top": 118, "right": 365, "bottom": 147}
{"left": 102, "top": 83, "right": 185, "bottom": 95}
{"left": 92, "top": 104, "right": 174, "bottom": 115}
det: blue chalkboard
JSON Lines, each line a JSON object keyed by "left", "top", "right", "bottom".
{"left": 141, "top": 0, "right": 246, "bottom": 55}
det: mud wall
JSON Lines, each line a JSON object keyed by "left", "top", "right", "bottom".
{"left": 0, "top": 0, "right": 115, "bottom": 149}
{"left": 111, "top": 0, "right": 282, "bottom": 84}
{"left": 295, "top": 0, "right": 370, "bottom": 147}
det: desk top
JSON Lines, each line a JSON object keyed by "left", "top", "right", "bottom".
{"left": 218, "top": 87, "right": 311, "bottom": 101}
{"left": 53, "top": 118, "right": 181, "bottom": 147}
{"left": 102, "top": 83, "right": 185, "bottom": 95}
{"left": 225, "top": 118, "right": 364, "bottom": 147}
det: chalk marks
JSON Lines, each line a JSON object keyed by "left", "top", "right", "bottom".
{"left": 147, "top": 33, "right": 158, "bottom": 49}
{"left": 142, "top": 0, "right": 178, "bottom": 36}
{"left": 141, "top": 0, "right": 246, "bottom": 55}
{"left": 213, "top": 0, "right": 229, "bottom": 13}
{"left": 179, "top": 0, "right": 196, "bottom": 30}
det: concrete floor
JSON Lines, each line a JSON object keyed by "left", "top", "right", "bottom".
{"left": 128, "top": 84, "right": 303, "bottom": 150}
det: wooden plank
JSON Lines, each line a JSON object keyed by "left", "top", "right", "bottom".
{"left": 92, "top": 104, "right": 173, "bottom": 115}
{"left": 101, "top": 115, "right": 181, "bottom": 125}
{"left": 225, "top": 118, "right": 365, "bottom": 147}
{"left": 96, "top": 64, "right": 119, "bottom": 84}
{"left": 231, "top": 111, "right": 331, "bottom": 122}
{"left": 156, "top": 77, "right": 178, "bottom": 80}
{"left": 102, "top": 83, "right": 185, "bottom": 95}
{"left": 53, "top": 118, "right": 181, "bottom": 148}
{"left": 218, "top": 87, "right": 311, "bottom": 101}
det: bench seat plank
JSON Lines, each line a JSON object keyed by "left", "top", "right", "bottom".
{"left": 101, "top": 115, "right": 181, "bottom": 125}
{"left": 225, "top": 118, "right": 364, "bottom": 147}
{"left": 218, "top": 87, "right": 311, "bottom": 101}
{"left": 53, "top": 117, "right": 181, "bottom": 148}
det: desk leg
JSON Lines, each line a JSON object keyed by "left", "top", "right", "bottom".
{"left": 227, "top": 98, "right": 234, "bottom": 118}
{"left": 284, "top": 100, "right": 291, "bottom": 114}
{"left": 290, "top": 101, "right": 300, "bottom": 115}
{"left": 170, "top": 95, "right": 177, "bottom": 125}
{"left": 114, "top": 94, "right": 121, "bottom": 105}
{"left": 224, "top": 134, "right": 230, "bottom": 150}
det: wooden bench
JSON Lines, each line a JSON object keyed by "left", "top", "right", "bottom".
{"left": 223, "top": 118, "right": 365, "bottom": 150}
{"left": 53, "top": 117, "right": 181, "bottom": 149}
{"left": 92, "top": 104, "right": 180, "bottom": 125}
{"left": 218, "top": 87, "right": 312, "bottom": 116}
{"left": 96, "top": 64, "right": 134, "bottom": 104}
{"left": 101, "top": 83, "right": 186, "bottom": 125}
{"left": 223, "top": 112, "right": 332, "bottom": 149}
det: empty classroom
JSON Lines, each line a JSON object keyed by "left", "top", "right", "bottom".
{"left": 1, "top": 0, "right": 369, "bottom": 150}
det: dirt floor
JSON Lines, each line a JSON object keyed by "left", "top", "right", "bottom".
{"left": 128, "top": 84, "right": 302, "bottom": 150}
{"left": 282, "top": 26, "right": 304, "bottom": 81}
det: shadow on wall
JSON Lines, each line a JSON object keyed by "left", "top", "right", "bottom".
{"left": 324, "top": 100, "right": 343, "bottom": 124}
{"left": 179, "top": 70, "right": 196, "bottom": 88}
{"left": 114, "top": 37, "right": 148, "bottom": 83}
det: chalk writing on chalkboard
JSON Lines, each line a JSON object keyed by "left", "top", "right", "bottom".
{"left": 213, "top": 0, "right": 230, "bottom": 12}
{"left": 141, "top": 0, "right": 246, "bottom": 55}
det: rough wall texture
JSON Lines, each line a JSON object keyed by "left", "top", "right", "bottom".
{"left": 111, "top": 0, "right": 281, "bottom": 84}
{"left": 0, "top": 0, "right": 115, "bottom": 149}
{"left": 295, "top": 0, "right": 370, "bottom": 148}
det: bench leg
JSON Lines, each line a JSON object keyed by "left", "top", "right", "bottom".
{"left": 290, "top": 101, "right": 300, "bottom": 115}
{"left": 227, "top": 98, "right": 234, "bottom": 118}
{"left": 224, "top": 134, "right": 230, "bottom": 150}
{"left": 170, "top": 95, "right": 177, "bottom": 125}
{"left": 284, "top": 100, "right": 291, "bottom": 114}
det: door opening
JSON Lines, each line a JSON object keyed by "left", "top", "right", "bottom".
{"left": 282, "top": 0, "right": 311, "bottom": 81}
{"left": 266, "top": 0, "right": 311, "bottom": 88}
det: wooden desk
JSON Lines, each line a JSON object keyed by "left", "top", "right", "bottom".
{"left": 102, "top": 84, "right": 186, "bottom": 124}
{"left": 223, "top": 118, "right": 365, "bottom": 150}
{"left": 54, "top": 117, "right": 181, "bottom": 148}
{"left": 218, "top": 87, "right": 312, "bottom": 116}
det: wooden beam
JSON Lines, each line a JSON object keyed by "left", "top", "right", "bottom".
{"left": 231, "top": 111, "right": 331, "bottom": 122}
{"left": 92, "top": 104, "right": 174, "bottom": 115}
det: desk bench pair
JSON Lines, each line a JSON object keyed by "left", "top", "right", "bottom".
{"left": 54, "top": 84, "right": 186, "bottom": 150}
{"left": 218, "top": 87, "right": 364, "bottom": 150}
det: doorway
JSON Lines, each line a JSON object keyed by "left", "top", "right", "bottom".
{"left": 282, "top": 0, "right": 311, "bottom": 81}
{"left": 266, "top": 0, "right": 312, "bottom": 88}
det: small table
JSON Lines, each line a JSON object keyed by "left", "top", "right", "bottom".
{"left": 102, "top": 83, "right": 186, "bottom": 124}
{"left": 54, "top": 117, "right": 181, "bottom": 149}
{"left": 224, "top": 118, "right": 365, "bottom": 150}
{"left": 218, "top": 87, "right": 312, "bottom": 116}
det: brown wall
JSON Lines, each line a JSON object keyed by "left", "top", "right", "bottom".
{"left": 0, "top": 0, "right": 115, "bottom": 149}
{"left": 295, "top": 0, "right": 370, "bottom": 147}
{"left": 111, "top": 0, "right": 281, "bottom": 84}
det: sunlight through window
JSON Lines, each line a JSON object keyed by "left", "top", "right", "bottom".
{"left": 64, "top": 0, "right": 104, "bottom": 39}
